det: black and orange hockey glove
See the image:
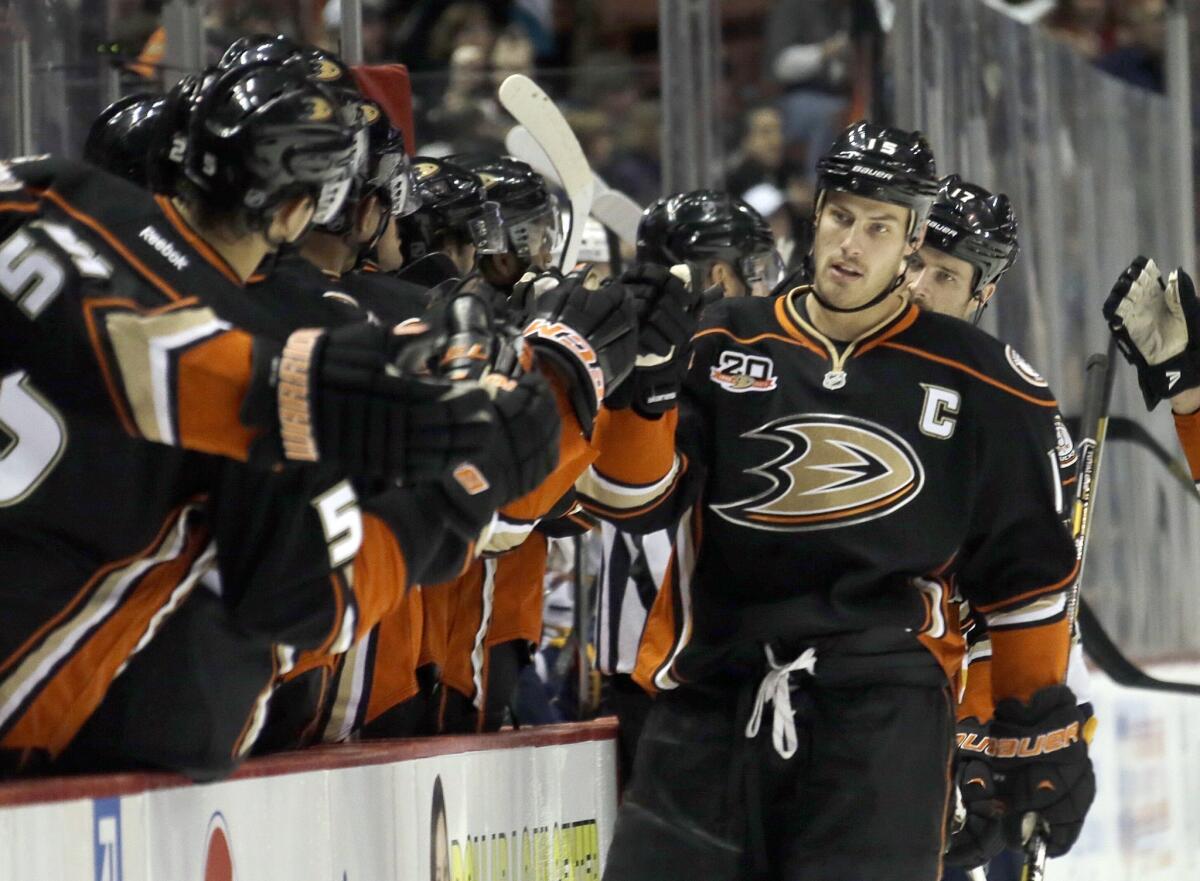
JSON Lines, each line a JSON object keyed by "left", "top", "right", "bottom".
{"left": 435, "top": 371, "right": 561, "bottom": 540}
{"left": 251, "top": 321, "right": 496, "bottom": 484}
{"left": 990, "top": 685, "right": 1095, "bottom": 858}
{"left": 945, "top": 717, "right": 1005, "bottom": 869}
{"left": 520, "top": 269, "right": 639, "bottom": 435}
{"left": 607, "top": 263, "right": 702, "bottom": 417}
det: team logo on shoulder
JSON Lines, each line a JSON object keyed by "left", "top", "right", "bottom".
{"left": 710, "top": 350, "right": 777, "bottom": 393}
{"left": 1053, "top": 414, "right": 1078, "bottom": 468}
{"left": 1005, "top": 345, "right": 1049, "bottom": 388}
{"left": 712, "top": 414, "right": 924, "bottom": 532}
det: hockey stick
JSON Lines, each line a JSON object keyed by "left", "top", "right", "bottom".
{"left": 1022, "top": 340, "right": 1117, "bottom": 881}
{"left": 497, "top": 77, "right": 596, "bottom": 271}
{"left": 1063, "top": 415, "right": 1199, "bottom": 501}
{"left": 1077, "top": 600, "right": 1200, "bottom": 695}
{"left": 504, "top": 124, "right": 644, "bottom": 246}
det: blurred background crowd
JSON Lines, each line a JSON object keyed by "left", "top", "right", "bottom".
{"left": 4, "top": 0, "right": 1175, "bottom": 288}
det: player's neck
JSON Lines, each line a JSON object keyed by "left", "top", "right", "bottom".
{"left": 806, "top": 288, "right": 907, "bottom": 342}
{"left": 300, "top": 232, "right": 355, "bottom": 277}
{"left": 171, "top": 198, "right": 271, "bottom": 282}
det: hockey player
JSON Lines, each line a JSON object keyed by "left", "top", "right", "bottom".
{"left": 395, "top": 156, "right": 506, "bottom": 279}
{"left": 583, "top": 122, "right": 1093, "bottom": 880}
{"left": 452, "top": 154, "right": 561, "bottom": 289}
{"left": 1104, "top": 257, "right": 1200, "bottom": 488}
{"left": 597, "top": 189, "right": 785, "bottom": 779}
{"left": 0, "top": 62, "right": 541, "bottom": 775}
{"left": 636, "top": 190, "right": 783, "bottom": 299}
{"left": 902, "top": 176, "right": 1094, "bottom": 874}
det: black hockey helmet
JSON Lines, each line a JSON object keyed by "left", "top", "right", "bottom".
{"left": 360, "top": 99, "right": 419, "bottom": 219}
{"left": 396, "top": 156, "right": 505, "bottom": 263}
{"left": 449, "top": 154, "right": 560, "bottom": 260}
{"left": 180, "top": 61, "right": 362, "bottom": 234}
{"left": 282, "top": 46, "right": 362, "bottom": 107}
{"left": 217, "top": 33, "right": 303, "bottom": 69}
{"left": 923, "top": 174, "right": 1018, "bottom": 292}
{"left": 637, "top": 189, "right": 783, "bottom": 292}
{"left": 815, "top": 121, "right": 939, "bottom": 242}
{"left": 84, "top": 93, "right": 166, "bottom": 188}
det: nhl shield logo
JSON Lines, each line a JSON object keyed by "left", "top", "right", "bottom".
{"left": 712, "top": 414, "right": 925, "bottom": 532}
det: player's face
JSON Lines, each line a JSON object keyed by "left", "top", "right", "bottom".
{"left": 813, "top": 191, "right": 913, "bottom": 308}
{"left": 906, "top": 247, "right": 978, "bottom": 318}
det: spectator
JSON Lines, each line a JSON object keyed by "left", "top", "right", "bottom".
{"left": 1096, "top": 0, "right": 1166, "bottom": 92}
{"left": 765, "top": 0, "right": 853, "bottom": 182}
{"left": 725, "top": 103, "right": 796, "bottom": 199}
{"left": 491, "top": 24, "right": 537, "bottom": 87}
{"left": 1042, "top": 0, "right": 1110, "bottom": 60}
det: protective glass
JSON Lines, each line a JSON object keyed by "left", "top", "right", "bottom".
{"left": 467, "top": 200, "right": 506, "bottom": 254}
{"left": 740, "top": 249, "right": 786, "bottom": 296}
{"left": 312, "top": 178, "right": 353, "bottom": 225}
{"left": 375, "top": 151, "right": 421, "bottom": 217}
{"left": 507, "top": 196, "right": 563, "bottom": 262}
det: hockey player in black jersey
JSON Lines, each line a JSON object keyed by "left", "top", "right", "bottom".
{"left": 637, "top": 190, "right": 783, "bottom": 299}
{"left": 394, "top": 156, "right": 506, "bottom": 281}
{"left": 0, "top": 60, "right": 561, "bottom": 776}
{"left": 451, "top": 154, "right": 560, "bottom": 290}
{"left": 598, "top": 188, "right": 785, "bottom": 780}
{"left": 582, "top": 122, "right": 1094, "bottom": 880}
{"left": 899, "top": 176, "right": 1094, "bottom": 875}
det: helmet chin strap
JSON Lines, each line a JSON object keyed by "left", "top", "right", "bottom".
{"left": 809, "top": 269, "right": 908, "bottom": 314}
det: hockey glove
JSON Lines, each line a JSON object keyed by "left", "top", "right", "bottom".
{"left": 520, "top": 269, "right": 639, "bottom": 435}
{"left": 435, "top": 371, "right": 562, "bottom": 540}
{"left": 991, "top": 685, "right": 1095, "bottom": 858}
{"left": 266, "top": 322, "right": 495, "bottom": 483}
{"left": 607, "top": 262, "right": 703, "bottom": 417}
{"left": 945, "top": 718, "right": 1006, "bottom": 868}
{"left": 1104, "top": 256, "right": 1200, "bottom": 409}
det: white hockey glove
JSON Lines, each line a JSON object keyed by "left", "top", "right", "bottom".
{"left": 1104, "top": 257, "right": 1200, "bottom": 409}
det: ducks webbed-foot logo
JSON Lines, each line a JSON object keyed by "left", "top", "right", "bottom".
{"left": 712, "top": 414, "right": 925, "bottom": 532}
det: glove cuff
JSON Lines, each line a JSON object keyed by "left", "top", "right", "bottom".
{"left": 524, "top": 319, "right": 604, "bottom": 434}
{"left": 276, "top": 328, "right": 325, "bottom": 462}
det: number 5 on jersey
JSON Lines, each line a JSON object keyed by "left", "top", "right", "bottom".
{"left": 0, "top": 371, "right": 67, "bottom": 506}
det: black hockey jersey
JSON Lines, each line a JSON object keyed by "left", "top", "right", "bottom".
{"left": 0, "top": 158, "right": 371, "bottom": 767}
{"left": 579, "top": 287, "right": 1078, "bottom": 704}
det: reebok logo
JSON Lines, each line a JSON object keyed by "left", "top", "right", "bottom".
{"left": 139, "top": 226, "right": 190, "bottom": 271}
{"left": 1167, "top": 370, "right": 1182, "bottom": 389}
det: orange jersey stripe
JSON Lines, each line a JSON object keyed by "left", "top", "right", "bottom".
{"left": 36, "top": 188, "right": 183, "bottom": 302}
{"left": 364, "top": 590, "right": 425, "bottom": 725}
{"left": 880, "top": 341, "right": 1059, "bottom": 409}
{"left": 989, "top": 616, "right": 1070, "bottom": 705}
{"left": 972, "top": 560, "right": 1079, "bottom": 614}
{"left": 958, "top": 657, "right": 994, "bottom": 724}
{"left": 500, "top": 371, "right": 599, "bottom": 523}
{"left": 485, "top": 533, "right": 548, "bottom": 648}
{"left": 2, "top": 517, "right": 211, "bottom": 756}
{"left": 174, "top": 330, "right": 258, "bottom": 461}
{"left": 1173, "top": 407, "right": 1200, "bottom": 481}
{"left": 352, "top": 513, "right": 411, "bottom": 638}
{"left": 590, "top": 407, "right": 679, "bottom": 487}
